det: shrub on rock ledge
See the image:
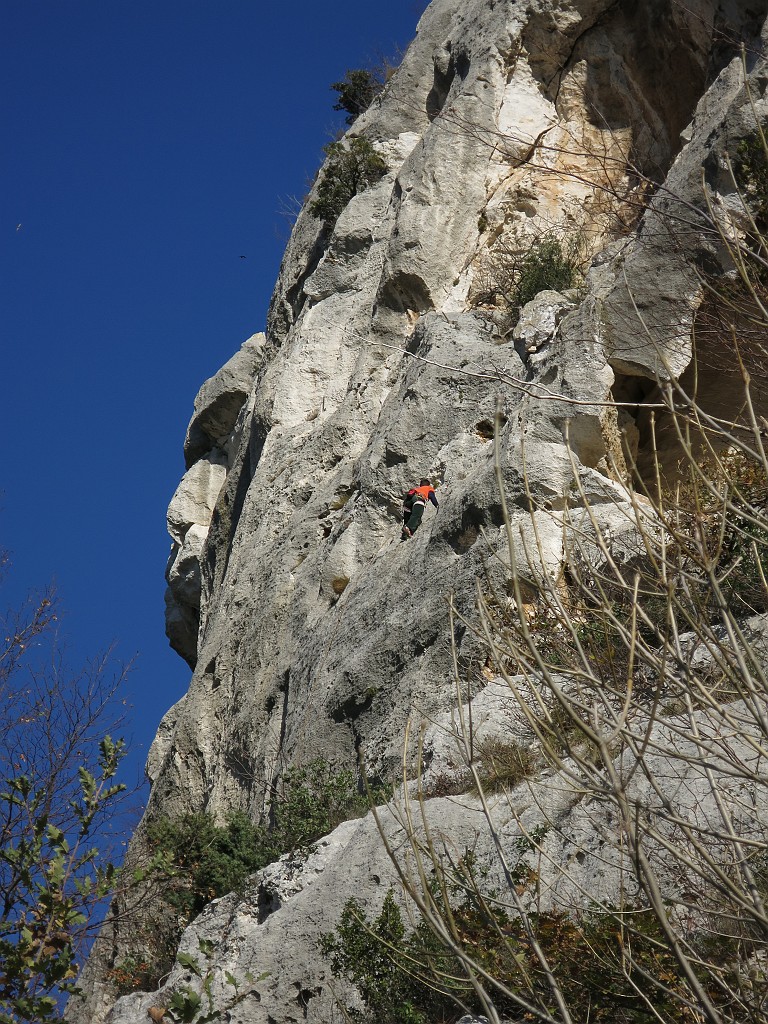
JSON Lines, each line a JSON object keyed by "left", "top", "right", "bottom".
{"left": 331, "top": 69, "right": 384, "bottom": 125}
{"left": 310, "top": 138, "right": 388, "bottom": 227}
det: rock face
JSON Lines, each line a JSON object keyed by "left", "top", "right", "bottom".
{"left": 73, "top": 1, "right": 768, "bottom": 1022}
{"left": 102, "top": 689, "right": 767, "bottom": 1024}
{"left": 153, "top": 0, "right": 768, "bottom": 820}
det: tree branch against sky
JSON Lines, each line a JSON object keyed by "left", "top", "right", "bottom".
{"left": 0, "top": 561, "right": 133, "bottom": 1023}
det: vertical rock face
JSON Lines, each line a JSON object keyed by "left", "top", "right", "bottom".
{"left": 153, "top": 0, "right": 767, "bottom": 821}
{"left": 77, "top": 1, "right": 768, "bottom": 1022}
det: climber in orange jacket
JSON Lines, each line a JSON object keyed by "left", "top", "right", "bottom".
{"left": 401, "top": 479, "right": 439, "bottom": 539}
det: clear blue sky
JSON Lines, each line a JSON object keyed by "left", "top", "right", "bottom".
{"left": 1, "top": 1, "right": 425, "bottom": 801}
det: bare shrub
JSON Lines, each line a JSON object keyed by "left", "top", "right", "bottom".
{"left": 345, "top": 63, "right": 768, "bottom": 1024}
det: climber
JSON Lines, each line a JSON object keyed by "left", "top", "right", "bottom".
{"left": 401, "top": 478, "right": 439, "bottom": 539}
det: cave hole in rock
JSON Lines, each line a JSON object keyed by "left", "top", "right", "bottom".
{"left": 475, "top": 414, "right": 508, "bottom": 440}
{"left": 611, "top": 371, "right": 658, "bottom": 485}
{"left": 330, "top": 688, "right": 375, "bottom": 724}
{"left": 614, "top": 283, "right": 768, "bottom": 488}
{"left": 411, "top": 635, "right": 435, "bottom": 659}
{"left": 426, "top": 55, "right": 456, "bottom": 120}
{"left": 427, "top": 47, "right": 470, "bottom": 121}
{"left": 379, "top": 272, "right": 434, "bottom": 317}
{"left": 384, "top": 446, "right": 408, "bottom": 467}
{"left": 296, "top": 985, "right": 322, "bottom": 1014}
{"left": 444, "top": 500, "right": 506, "bottom": 554}
{"left": 257, "top": 886, "right": 279, "bottom": 925}
{"left": 202, "top": 657, "right": 221, "bottom": 692}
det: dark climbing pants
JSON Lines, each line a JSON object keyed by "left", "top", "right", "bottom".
{"left": 403, "top": 500, "right": 425, "bottom": 534}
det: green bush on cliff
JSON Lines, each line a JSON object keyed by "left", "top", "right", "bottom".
{"left": 147, "top": 760, "right": 372, "bottom": 922}
{"left": 322, "top": 890, "right": 706, "bottom": 1024}
{"left": 265, "top": 759, "right": 374, "bottom": 855}
{"left": 146, "top": 811, "right": 264, "bottom": 921}
{"left": 474, "top": 228, "right": 582, "bottom": 330}
{"left": 321, "top": 890, "right": 453, "bottom": 1024}
{"left": 331, "top": 69, "right": 384, "bottom": 124}
{"left": 310, "top": 138, "right": 388, "bottom": 226}
{"left": 512, "top": 235, "right": 577, "bottom": 313}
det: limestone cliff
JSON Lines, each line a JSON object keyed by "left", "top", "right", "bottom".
{"left": 74, "top": 1, "right": 768, "bottom": 1022}
{"left": 160, "top": 0, "right": 768, "bottom": 819}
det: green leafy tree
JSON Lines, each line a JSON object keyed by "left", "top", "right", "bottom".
{"left": 321, "top": 890, "right": 450, "bottom": 1024}
{"left": 0, "top": 568, "right": 131, "bottom": 1023}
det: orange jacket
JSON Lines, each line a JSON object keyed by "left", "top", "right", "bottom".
{"left": 405, "top": 485, "right": 438, "bottom": 508}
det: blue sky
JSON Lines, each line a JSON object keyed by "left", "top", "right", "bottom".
{"left": 1, "top": 1, "right": 425, "bottom": 802}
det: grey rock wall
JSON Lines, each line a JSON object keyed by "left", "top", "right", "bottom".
{"left": 71, "top": 0, "right": 768, "bottom": 1021}
{"left": 155, "top": 0, "right": 768, "bottom": 827}
{"left": 103, "top": 688, "right": 768, "bottom": 1024}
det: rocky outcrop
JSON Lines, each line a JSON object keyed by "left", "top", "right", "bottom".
{"left": 103, "top": 679, "right": 768, "bottom": 1024}
{"left": 71, "top": 1, "right": 768, "bottom": 1022}
{"left": 165, "top": 334, "right": 266, "bottom": 665}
